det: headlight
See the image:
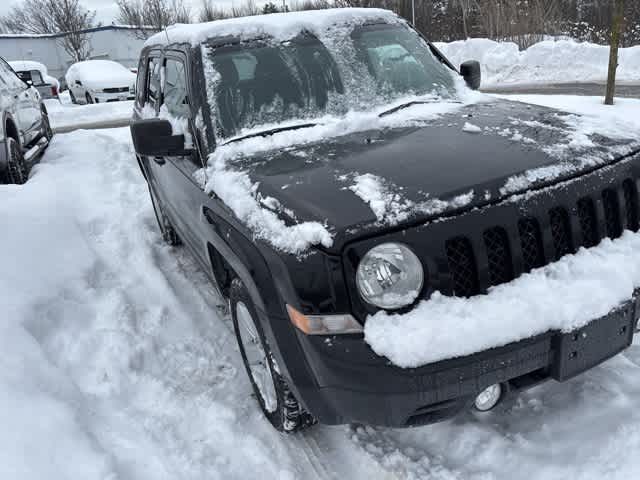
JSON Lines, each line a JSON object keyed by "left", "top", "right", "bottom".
{"left": 356, "top": 243, "right": 424, "bottom": 310}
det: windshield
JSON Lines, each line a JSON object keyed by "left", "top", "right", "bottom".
{"left": 204, "top": 23, "right": 457, "bottom": 139}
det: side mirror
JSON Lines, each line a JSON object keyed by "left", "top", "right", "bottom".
{"left": 131, "top": 118, "right": 192, "bottom": 157}
{"left": 75, "top": 79, "right": 82, "bottom": 86}
{"left": 24, "top": 79, "right": 33, "bottom": 87}
{"left": 460, "top": 60, "right": 481, "bottom": 90}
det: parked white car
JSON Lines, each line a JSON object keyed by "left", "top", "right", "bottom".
{"left": 9, "top": 60, "right": 60, "bottom": 100}
{"left": 65, "top": 60, "right": 136, "bottom": 105}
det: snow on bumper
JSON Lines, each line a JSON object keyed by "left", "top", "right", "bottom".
{"left": 364, "top": 230, "right": 640, "bottom": 368}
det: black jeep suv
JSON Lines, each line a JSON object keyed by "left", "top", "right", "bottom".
{"left": 0, "top": 56, "right": 53, "bottom": 184}
{"left": 130, "top": 9, "right": 640, "bottom": 432}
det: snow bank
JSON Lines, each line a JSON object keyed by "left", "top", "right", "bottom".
{"left": 365, "top": 230, "right": 640, "bottom": 368}
{"left": 44, "top": 100, "right": 133, "bottom": 130}
{"left": 146, "top": 8, "right": 400, "bottom": 47}
{"left": 435, "top": 38, "right": 640, "bottom": 86}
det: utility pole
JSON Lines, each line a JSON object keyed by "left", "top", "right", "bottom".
{"left": 605, "top": 0, "right": 625, "bottom": 105}
{"left": 412, "top": 0, "right": 415, "bottom": 26}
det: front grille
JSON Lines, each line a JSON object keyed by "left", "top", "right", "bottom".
{"left": 518, "top": 218, "right": 544, "bottom": 272}
{"left": 103, "top": 87, "right": 129, "bottom": 93}
{"left": 623, "top": 179, "right": 639, "bottom": 231}
{"left": 443, "top": 178, "right": 635, "bottom": 296}
{"left": 484, "top": 227, "right": 514, "bottom": 286}
{"left": 602, "top": 189, "right": 623, "bottom": 239}
{"left": 577, "top": 197, "right": 598, "bottom": 248}
{"left": 549, "top": 207, "right": 573, "bottom": 260}
{"left": 446, "top": 237, "right": 479, "bottom": 297}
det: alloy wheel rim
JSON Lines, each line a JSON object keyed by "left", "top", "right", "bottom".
{"left": 236, "top": 301, "right": 278, "bottom": 413}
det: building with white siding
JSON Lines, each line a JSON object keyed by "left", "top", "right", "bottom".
{"left": 0, "top": 26, "right": 154, "bottom": 80}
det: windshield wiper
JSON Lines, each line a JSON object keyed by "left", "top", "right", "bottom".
{"left": 224, "top": 122, "right": 318, "bottom": 145}
{"left": 379, "top": 99, "right": 461, "bottom": 118}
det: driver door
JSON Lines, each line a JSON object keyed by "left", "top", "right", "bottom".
{"left": 148, "top": 51, "right": 210, "bottom": 268}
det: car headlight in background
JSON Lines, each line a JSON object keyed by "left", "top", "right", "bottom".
{"left": 356, "top": 243, "right": 424, "bottom": 310}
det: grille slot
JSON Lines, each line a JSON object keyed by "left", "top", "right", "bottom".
{"left": 483, "top": 227, "right": 514, "bottom": 286}
{"left": 446, "top": 237, "right": 479, "bottom": 297}
{"left": 602, "top": 188, "right": 623, "bottom": 239}
{"left": 549, "top": 207, "right": 573, "bottom": 260}
{"left": 103, "top": 86, "right": 129, "bottom": 93}
{"left": 577, "top": 197, "right": 599, "bottom": 248}
{"left": 623, "top": 179, "right": 639, "bottom": 232}
{"left": 518, "top": 218, "right": 544, "bottom": 272}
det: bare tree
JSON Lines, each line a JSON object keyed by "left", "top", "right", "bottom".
{"left": 0, "top": 0, "right": 95, "bottom": 61}
{"left": 605, "top": 0, "right": 626, "bottom": 105}
{"left": 199, "top": 0, "right": 230, "bottom": 22}
{"left": 116, "top": 0, "right": 192, "bottom": 39}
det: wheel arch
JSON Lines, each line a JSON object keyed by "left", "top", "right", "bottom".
{"left": 202, "top": 215, "right": 321, "bottom": 405}
{"left": 3, "top": 113, "right": 20, "bottom": 145}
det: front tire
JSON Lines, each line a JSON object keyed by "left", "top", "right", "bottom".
{"left": 69, "top": 90, "right": 77, "bottom": 104}
{"left": 231, "top": 279, "right": 316, "bottom": 433}
{"left": 41, "top": 108, "right": 53, "bottom": 141}
{"left": 5, "top": 137, "right": 28, "bottom": 185}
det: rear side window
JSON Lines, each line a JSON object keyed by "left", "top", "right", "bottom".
{"left": 135, "top": 57, "right": 146, "bottom": 104}
{"left": 163, "top": 58, "right": 190, "bottom": 118}
{"left": 30, "top": 70, "right": 43, "bottom": 84}
{"left": 0, "top": 59, "right": 22, "bottom": 89}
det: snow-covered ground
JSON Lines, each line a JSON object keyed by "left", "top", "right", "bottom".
{"left": 44, "top": 95, "right": 133, "bottom": 131}
{"left": 3, "top": 94, "right": 640, "bottom": 480}
{"left": 436, "top": 38, "right": 640, "bottom": 87}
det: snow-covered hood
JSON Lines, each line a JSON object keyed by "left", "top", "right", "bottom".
{"left": 67, "top": 61, "right": 135, "bottom": 91}
{"left": 238, "top": 99, "right": 640, "bottom": 251}
{"left": 81, "top": 70, "right": 135, "bottom": 91}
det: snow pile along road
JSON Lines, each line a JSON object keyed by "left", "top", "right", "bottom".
{"left": 435, "top": 38, "right": 640, "bottom": 86}
{"left": 45, "top": 99, "right": 133, "bottom": 131}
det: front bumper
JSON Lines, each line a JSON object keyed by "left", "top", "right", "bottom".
{"left": 293, "top": 291, "right": 640, "bottom": 427}
{"left": 91, "top": 91, "right": 134, "bottom": 103}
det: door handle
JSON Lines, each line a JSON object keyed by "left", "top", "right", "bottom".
{"left": 153, "top": 156, "right": 165, "bottom": 165}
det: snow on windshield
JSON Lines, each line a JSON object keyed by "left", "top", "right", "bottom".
{"left": 201, "top": 20, "right": 457, "bottom": 139}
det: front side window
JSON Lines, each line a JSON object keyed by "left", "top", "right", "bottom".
{"left": 163, "top": 58, "right": 190, "bottom": 118}
{"left": 146, "top": 57, "right": 161, "bottom": 108}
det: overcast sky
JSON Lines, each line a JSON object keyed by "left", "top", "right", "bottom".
{"left": 0, "top": 0, "right": 242, "bottom": 25}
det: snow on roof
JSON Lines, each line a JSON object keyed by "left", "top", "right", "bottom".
{"left": 145, "top": 8, "right": 401, "bottom": 47}
{"left": 66, "top": 60, "right": 135, "bottom": 87}
{"left": 8, "top": 60, "right": 48, "bottom": 76}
